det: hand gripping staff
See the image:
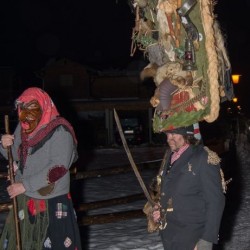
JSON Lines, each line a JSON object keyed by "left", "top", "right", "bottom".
{"left": 5, "top": 115, "right": 22, "bottom": 250}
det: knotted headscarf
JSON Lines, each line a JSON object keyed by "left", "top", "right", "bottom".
{"left": 16, "top": 87, "right": 59, "bottom": 135}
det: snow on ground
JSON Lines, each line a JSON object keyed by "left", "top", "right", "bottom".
{"left": 76, "top": 146, "right": 166, "bottom": 250}
{"left": 78, "top": 142, "right": 250, "bottom": 250}
{"left": 81, "top": 170, "right": 164, "bottom": 250}
{"left": 86, "top": 218, "right": 163, "bottom": 250}
{"left": 1, "top": 142, "right": 250, "bottom": 249}
{"left": 219, "top": 135, "right": 250, "bottom": 250}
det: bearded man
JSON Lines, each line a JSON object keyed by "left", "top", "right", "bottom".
{"left": 152, "top": 124, "right": 225, "bottom": 250}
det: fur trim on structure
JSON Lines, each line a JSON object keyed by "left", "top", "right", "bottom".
{"left": 204, "top": 146, "right": 221, "bottom": 165}
{"left": 129, "top": 0, "right": 233, "bottom": 132}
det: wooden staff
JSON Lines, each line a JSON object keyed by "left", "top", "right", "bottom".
{"left": 4, "top": 115, "right": 22, "bottom": 250}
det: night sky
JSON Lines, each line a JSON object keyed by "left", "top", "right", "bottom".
{"left": 0, "top": 0, "right": 249, "bottom": 112}
{"left": 0, "top": 0, "right": 135, "bottom": 70}
{"left": 215, "top": 0, "right": 250, "bottom": 114}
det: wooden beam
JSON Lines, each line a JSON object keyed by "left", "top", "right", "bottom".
{"left": 77, "top": 193, "right": 145, "bottom": 212}
{"left": 74, "top": 160, "right": 160, "bottom": 180}
{"left": 79, "top": 209, "right": 145, "bottom": 226}
{"left": 0, "top": 193, "right": 146, "bottom": 213}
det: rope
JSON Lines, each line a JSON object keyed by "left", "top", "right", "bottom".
{"left": 200, "top": 0, "right": 220, "bottom": 122}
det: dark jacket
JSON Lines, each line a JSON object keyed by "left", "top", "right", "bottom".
{"left": 159, "top": 144, "right": 225, "bottom": 249}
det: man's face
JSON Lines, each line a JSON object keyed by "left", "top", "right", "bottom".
{"left": 166, "top": 133, "right": 186, "bottom": 152}
{"left": 18, "top": 100, "right": 42, "bottom": 134}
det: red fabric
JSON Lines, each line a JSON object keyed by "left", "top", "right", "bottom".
{"left": 170, "top": 143, "right": 189, "bottom": 164}
{"left": 16, "top": 87, "right": 59, "bottom": 136}
{"left": 27, "top": 198, "right": 46, "bottom": 216}
{"left": 48, "top": 165, "right": 68, "bottom": 183}
{"left": 170, "top": 91, "right": 196, "bottom": 112}
{"left": 194, "top": 128, "right": 200, "bottom": 134}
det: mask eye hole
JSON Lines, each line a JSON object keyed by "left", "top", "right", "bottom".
{"left": 22, "top": 100, "right": 40, "bottom": 110}
{"left": 19, "top": 100, "right": 42, "bottom": 121}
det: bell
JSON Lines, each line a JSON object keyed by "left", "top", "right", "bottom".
{"left": 183, "top": 38, "right": 197, "bottom": 71}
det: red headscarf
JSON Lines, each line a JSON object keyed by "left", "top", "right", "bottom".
{"left": 16, "top": 87, "right": 59, "bottom": 135}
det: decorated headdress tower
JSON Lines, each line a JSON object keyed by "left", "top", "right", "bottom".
{"left": 129, "top": 0, "right": 234, "bottom": 132}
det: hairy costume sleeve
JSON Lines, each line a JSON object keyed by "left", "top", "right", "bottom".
{"left": 199, "top": 150, "right": 225, "bottom": 243}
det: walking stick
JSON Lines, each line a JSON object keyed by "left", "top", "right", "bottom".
{"left": 4, "top": 115, "right": 22, "bottom": 250}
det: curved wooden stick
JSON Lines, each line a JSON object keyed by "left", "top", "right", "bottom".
{"left": 5, "top": 115, "right": 22, "bottom": 250}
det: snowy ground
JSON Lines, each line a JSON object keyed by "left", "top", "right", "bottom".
{"left": 75, "top": 146, "right": 166, "bottom": 250}
{"left": 218, "top": 135, "right": 250, "bottom": 250}
{"left": 76, "top": 141, "right": 250, "bottom": 250}
{"left": 78, "top": 140, "right": 250, "bottom": 250}
{"left": 1, "top": 141, "right": 250, "bottom": 250}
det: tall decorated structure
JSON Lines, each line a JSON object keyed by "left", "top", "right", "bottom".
{"left": 129, "top": 0, "right": 234, "bottom": 132}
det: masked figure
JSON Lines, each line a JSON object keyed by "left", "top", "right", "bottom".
{"left": 0, "top": 87, "right": 82, "bottom": 250}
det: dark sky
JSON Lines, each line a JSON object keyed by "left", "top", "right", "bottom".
{"left": 0, "top": 0, "right": 249, "bottom": 70}
{"left": 215, "top": 0, "right": 250, "bottom": 69}
{"left": 215, "top": 0, "right": 250, "bottom": 114}
{"left": 0, "top": 0, "right": 135, "bottom": 71}
{"left": 0, "top": 0, "right": 249, "bottom": 111}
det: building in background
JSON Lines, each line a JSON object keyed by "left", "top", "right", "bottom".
{"left": 0, "top": 58, "right": 159, "bottom": 146}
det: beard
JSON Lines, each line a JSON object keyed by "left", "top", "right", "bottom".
{"left": 167, "top": 139, "right": 185, "bottom": 152}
